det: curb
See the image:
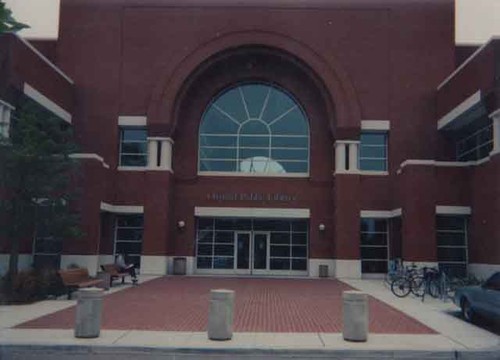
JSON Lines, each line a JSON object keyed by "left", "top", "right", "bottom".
{"left": 1, "top": 344, "right": 499, "bottom": 360}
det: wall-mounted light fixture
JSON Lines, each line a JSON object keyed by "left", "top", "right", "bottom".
{"left": 177, "top": 220, "right": 186, "bottom": 230}
{"left": 318, "top": 223, "right": 326, "bottom": 231}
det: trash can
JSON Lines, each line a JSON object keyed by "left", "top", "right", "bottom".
{"left": 173, "top": 257, "right": 187, "bottom": 275}
{"left": 208, "top": 289, "right": 235, "bottom": 340}
{"left": 342, "top": 290, "right": 368, "bottom": 342}
{"left": 96, "top": 271, "right": 110, "bottom": 290}
{"left": 319, "top": 264, "right": 329, "bottom": 278}
{"left": 74, "top": 287, "right": 104, "bottom": 338}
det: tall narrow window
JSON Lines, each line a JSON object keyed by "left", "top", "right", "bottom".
{"left": 436, "top": 216, "right": 468, "bottom": 278}
{"left": 0, "top": 101, "right": 12, "bottom": 139}
{"left": 360, "top": 218, "right": 389, "bottom": 273}
{"left": 119, "top": 128, "right": 148, "bottom": 167}
{"left": 359, "top": 132, "right": 388, "bottom": 171}
{"left": 456, "top": 121, "right": 493, "bottom": 161}
{"left": 199, "top": 83, "right": 310, "bottom": 175}
{"left": 33, "top": 202, "right": 62, "bottom": 270}
{"left": 115, "top": 214, "right": 144, "bottom": 268}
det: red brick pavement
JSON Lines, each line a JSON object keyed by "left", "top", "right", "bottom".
{"left": 17, "top": 277, "right": 435, "bottom": 333}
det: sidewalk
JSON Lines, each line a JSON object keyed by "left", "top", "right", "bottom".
{"left": 342, "top": 279, "right": 500, "bottom": 350}
{"left": 0, "top": 277, "right": 499, "bottom": 359}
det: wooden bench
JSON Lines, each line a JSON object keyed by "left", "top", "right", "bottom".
{"left": 58, "top": 268, "right": 104, "bottom": 299}
{"left": 100, "top": 264, "right": 133, "bottom": 287}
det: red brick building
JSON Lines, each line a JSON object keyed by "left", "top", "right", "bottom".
{"left": 1, "top": 0, "right": 499, "bottom": 279}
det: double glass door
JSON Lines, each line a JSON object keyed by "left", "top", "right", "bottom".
{"left": 195, "top": 218, "right": 308, "bottom": 274}
{"left": 236, "top": 231, "right": 270, "bottom": 274}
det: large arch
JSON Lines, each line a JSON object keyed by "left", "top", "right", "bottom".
{"left": 146, "top": 30, "right": 361, "bottom": 138}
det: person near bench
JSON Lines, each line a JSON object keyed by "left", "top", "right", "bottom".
{"left": 115, "top": 253, "right": 138, "bottom": 285}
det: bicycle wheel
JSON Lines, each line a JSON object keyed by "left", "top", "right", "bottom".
{"left": 411, "top": 275, "right": 425, "bottom": 297}
{"left": 428, "top": 279, "right": 440, "bottom": 298}
{"left": 384, "top": 273, "right": 399, "bottom": 288}
{"left": 391, "top": 278, "right": 411, "bottom": 298}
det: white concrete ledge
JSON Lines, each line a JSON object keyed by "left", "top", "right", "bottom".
{"left": 437, "top": 37, "right": 500, "bottom": 90}
{"left": 436, "top": 206, "right": 471, "bottom": 215}
{"left": 198, "top": 172, "right": 309, "bottom": 178}
{"left": 0, "top": 98, "right": 15, "bottom": 110}
{"left": 361, "top": 120, "right": 390, "bottom": 131}
{"left": 195, "top": 207, "right": 310, "bottom": 219}
{"left": 118, "top": 116, "right": 147, "bottom": 127}
{"left": 17, "top": 35, "right": 74, "bottom": 84}
{"left": 359, "top": 171, "right": 389, "bottom": 176}
{"left": 100, "top": 202, "right": 144, "bottom": 214}
{"left": 397, "top": 158, "right": 493, "bottom": 173}
{"left": 70, "top": 153, "right": 110, "bottom": 169}
{"left": 23, "top": 83, "right": 72, "bottom": 123}
{"left": 437, "top": 90, "right": 481, "bottom": 130}
{"left": 360, "top": 209, "right": 402, "bottom": 218}
{"left": 117, "top": 166, "right": 147, "bottom": 172}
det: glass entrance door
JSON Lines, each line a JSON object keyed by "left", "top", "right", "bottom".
{"left": 196, "top": 218, "right": 308, "bottom": 275}
{"left": 253, "top": 232, "right": 269, "bottom": 273}
{"left": 236, "top": 232, "right": 251, "bottom": 272}
{"left": 236, "top": 231, "right": 269, "bottom": 274}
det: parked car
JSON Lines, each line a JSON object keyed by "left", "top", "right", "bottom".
{"left": 454, "top": 272, "right": 500, "bottom": 323}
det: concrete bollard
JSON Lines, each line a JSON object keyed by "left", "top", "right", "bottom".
{"left": 207, "top": 289, "right": 235, "bottom": 341}
{"left": 342, "top": 290, "right": 369, "bottom": 342}
{"left": 74, "top": 287, "right": 104, "bottom": 338}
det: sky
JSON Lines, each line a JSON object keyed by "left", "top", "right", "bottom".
{"left": 4, "top": 0, "right": 500, "bottom": 45}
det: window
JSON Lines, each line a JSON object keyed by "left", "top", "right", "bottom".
{"left": 0, "top": 102, "right": 12, "bottom": 139}
{"left": 359, "top": 132, "right": 387, "bottom": 171}
{"left": 119, "top": 128, "right": 147, "bottom": 167}
{"left": 115, "top": 214, "right": 143, "bottom": 268}
{"left": 456, "top": 122, "right": 493, "bottom": 161}
{"left": 33, "top": 201, "right": 62, "bottom": 270}
{"left": 436, "top": 216, "right": 468, "bottom": 278}
{"left": 360, "top": 218, "right": 389, "bottom": 273}
{"left": 196, "top": 218, "right": 308, "bottom": 271}
{"left": 198, "top": 83, "right": 309, "bottom": 175}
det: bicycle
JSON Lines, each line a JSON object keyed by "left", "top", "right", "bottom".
{"left": 416, "top": 267, "right": 441, "bottom": 301}
{"left": 384, "top": 258, "right": 404, "bottom": 288}
{"left": 436, "top": 271, "right": 467, "bottom": 302}
{"left": 390, "top": 264, "right": 422, "bottom": 298}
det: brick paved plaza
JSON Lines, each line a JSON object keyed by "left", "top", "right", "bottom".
{"left": 17, "top": 277, "right": 434, "bottom": 334}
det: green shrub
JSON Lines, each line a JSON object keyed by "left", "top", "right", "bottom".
{"left": 2, "top": 268, "right": 65, "bottom": 303}
{"left": 10, "top": 269, "right": 44, "bottom": 303}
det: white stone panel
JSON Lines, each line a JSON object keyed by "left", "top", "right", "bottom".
{"left": 308, "top": 259, "right": 336, "bottom": 277}
{"left": 468, "top": 263, "right": 500, "bottom": 280}
{"left": 334, "top": 259, "right": 362, "bottom": 279}
{"left": 0, "top": 254, "right": 33, "bottom": 276}
{"left": 140, "top": 255, "right": 168, "bottom": 275}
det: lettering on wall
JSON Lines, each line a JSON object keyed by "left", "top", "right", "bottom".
{"left": 207, "top": 193, "right": 297, "bottom": 202}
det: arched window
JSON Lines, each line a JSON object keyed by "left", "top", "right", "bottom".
{"left": 199, "top": 83, "right": 310, "bottom": 175}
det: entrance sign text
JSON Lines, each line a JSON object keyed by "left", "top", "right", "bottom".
{"left": 207, "top": 193, "right": 297, "bottom": 202}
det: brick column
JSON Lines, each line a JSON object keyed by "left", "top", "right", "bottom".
{"left": 398, "top": 165, "right": 437, "bottom": 263}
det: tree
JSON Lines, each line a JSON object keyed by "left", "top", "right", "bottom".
{"left": 0, "top": 1, "right": 29, "bottom": 33}
{"left": 0, "top": 100, "right": 81, "bottom": 283}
